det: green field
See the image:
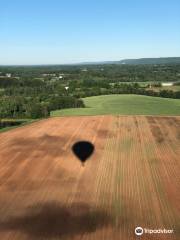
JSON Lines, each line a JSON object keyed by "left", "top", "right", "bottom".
{"left": 51, "top": 94, "right": 180, "bottom": 117}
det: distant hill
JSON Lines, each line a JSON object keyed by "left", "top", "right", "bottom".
{"left": 118, "top": 57, "right": 180, "bottom": 65}
{"left": 1, "top": 57, "right": 180, "bottom": 67}
{"left": 80, "top": 57, "right": 180, "bottom": 65}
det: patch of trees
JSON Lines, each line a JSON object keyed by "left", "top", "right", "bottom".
{"left": 0, "top": 96, "right": 84, "bottom": 119}
{"left": 1, "top": 64, "right": 180, "bottom": 82}
{"left": 71, "top": 83, "right": 180, "bottom": 99}
{"left": 49, "top": 96, "right": 84, "bottom": 111}
{"left": 0, "top": 119, "right": 26, "bottom": 129}
{"left": 0, "top": 64, "right": 180, "bottom": 120}
{"left": 0, "top": 78, "right": 20, "bottom": 88}
{"left": 174, "top": 81, "right": 180, "bottom": 86}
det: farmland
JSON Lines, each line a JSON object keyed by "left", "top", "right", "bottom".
{"left": 51, "top": 94, "right": 180, "bottom": 116}
{"left": 1, "top": 64, "right": 180, "bottom": 120}
{"left": 0, "top": 115, "right": 179, "bottom": 240}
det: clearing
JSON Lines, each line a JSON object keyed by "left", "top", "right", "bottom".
{"left": 51, "top": 94, "right": 180, "bottom": 117}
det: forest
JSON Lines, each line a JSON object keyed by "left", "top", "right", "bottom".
{"left": 0, "top": 64, "right": 180, "bottom": 119}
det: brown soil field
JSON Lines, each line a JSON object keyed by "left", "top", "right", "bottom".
{"left": 0, "top": 115, "right": 179, "bottom": 240}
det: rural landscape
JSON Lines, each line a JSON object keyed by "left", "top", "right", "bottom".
{"left": 1, "top": 0, "right": 180, "bottom": 239}
{"left": 0, "top": 59, "right": 180, "bottom": 240}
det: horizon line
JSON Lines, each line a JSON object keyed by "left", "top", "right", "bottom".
{"left": 0, "top": 56, "right": 180, "bottom": 67}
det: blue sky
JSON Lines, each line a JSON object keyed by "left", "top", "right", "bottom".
{"left": 0, "top": 0, "right": 180, "bottom": 65}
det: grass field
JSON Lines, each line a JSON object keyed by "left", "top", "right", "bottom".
{"left": 51, "top": 94, "right": 180, "bottom": 117}
{"left": 0, "top": 115, "right": 179, "bottom": 240}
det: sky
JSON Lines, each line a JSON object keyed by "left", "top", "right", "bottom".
{"left": 0, "top": 0, "right": 180, "bottom": 65}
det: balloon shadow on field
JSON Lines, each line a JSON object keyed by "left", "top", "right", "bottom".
{"left": 72, "top": 141, "right": 95, "bottom": 166}
{"left": 0, "top": 202, "right": 112, "bottom": 239}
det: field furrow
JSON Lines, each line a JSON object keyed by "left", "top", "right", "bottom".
{"left": 0, "top": 116, "right": 179, "bottom": 240}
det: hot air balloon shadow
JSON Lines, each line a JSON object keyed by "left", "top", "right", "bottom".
{"left": 72, "top": 141, "right": 94, "bottom": 166}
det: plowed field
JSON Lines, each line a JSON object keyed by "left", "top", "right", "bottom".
{"left": 0, "top": 116, "right": 179, "bottom": 240}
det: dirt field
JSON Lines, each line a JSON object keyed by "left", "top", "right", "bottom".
{"left": 0, "top": 116, "right": 179, "bottom": 240}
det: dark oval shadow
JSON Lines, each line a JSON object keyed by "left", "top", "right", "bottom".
{"left": 72, "top": 141, "right": 95, "bottom": 165}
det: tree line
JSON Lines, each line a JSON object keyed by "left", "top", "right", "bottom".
{"left": 0, "top": 95, "right": 84, "bottom": 119}
{"left": 0, "top": 64, "right": 180, "bottom": 119}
